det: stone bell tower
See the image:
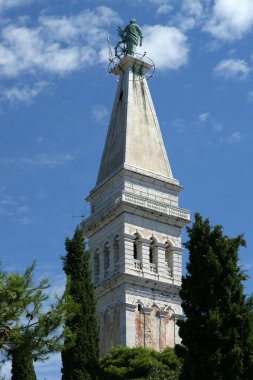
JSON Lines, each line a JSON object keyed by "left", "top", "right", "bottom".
{"left": 81, "top": 25, "right": 190, "bottom": 356}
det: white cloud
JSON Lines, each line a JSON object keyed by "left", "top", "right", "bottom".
{"left": 0, "top": 82, "right": 51, "bottom": 104}
{"left": 0, "top": 0, "right": 36, "bottom": 11}
{"left": 182, "top": 0, "right": 203, "bottom": 17}
{"left": 0, "top": 7, "right": 121, "bottom": 77}
{"left": 91, "top": 104, "right": 109, "bottom": 124}
{"left": 157, "top": 4, "right": 173, "bottom": 15}
{"left": 205, "top": 0, "right": 253, "bottom": 40}
{"left": 170, "top": 118, "right": 186, "bottom": 133}
{"left": 0, "top": 153, "right": 74, "bottom": 168}
{"left": 140, "top": 25, "right": 189, "bottom": 70}
{"left": 21, "top": 153, "right": 74, "bottom": 167}
{"left": 220, "top": 131, "right": 241, "bottom": 144}
{"left": 247, "top": 91, "right": 253, "bottom": 104}
{"left": 212, "top": 121, "right": 223, "bottom": 132}
{"left": 198, "top": 112, "right": 210, "bottom": 122}
{"left": 17, "top": 206, "right": 29, "bottom": 214}
{"left": 214, "top": 58, "right": 250, "bottom": 79}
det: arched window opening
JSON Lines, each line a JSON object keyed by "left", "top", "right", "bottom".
{"left": 133, "top": 233, "right": 142, "bottom": 271}
{"left": 138, "top": 303, "right": 142, "bottom": 313}
{"left": 134, "top": 241, "right": 138, "bottom": 260}
{"left": 149, "top": 245, "right": 153, "bottom": 263}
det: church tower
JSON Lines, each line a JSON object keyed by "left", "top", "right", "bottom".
{"left": 81, "top": 25, "right": 190, "bottom": 356}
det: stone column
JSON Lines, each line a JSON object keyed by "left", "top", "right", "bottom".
{"left": 172, "top": 313, "right": 183, "bottom": 345}
{"left": 124, "top": 303, "right": 136, "bottom": 347}
{"left": 173, "top": 247, "right": 183, "bottom": 285}
{"left": 159, "top": 310, "right": 168, "bottom": 351}
{"left": 115, "top": 235, "right": 124, "bottom": 275}
{"left": 140, "top": 238, "right": 151, "bottom": 274}
{"left": 156, "top": 243, "right": 167, "bottom": 279}
{"left": 123, "top": 234, "right": 135, "bottom": 273}
{"left": 114, "top": 304, "right": 122, "bottom": 346}
{"left": 143, "top": 306, "right": 152, "bottom": 348}
{"left": 105, "top": 242, "right": 113, "bottom": 281}
{"left": 99, "top": 249, "right": 104, "bottom": 283}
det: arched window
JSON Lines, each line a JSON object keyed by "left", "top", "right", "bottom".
{"left": 134, "top": 240, "right": 138, "bottom": 260}
{"left": 149, "top": 245, "right": 153, "bottom": 263}
{"left": 133, "top": 233, "right": 142, "bottom": 270}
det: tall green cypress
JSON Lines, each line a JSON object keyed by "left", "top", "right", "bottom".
{"left": 177, "top": 213, "right": 253, "bottom": 380}
{"left": 61, "top": 228, "right": 99, "bottom": 380}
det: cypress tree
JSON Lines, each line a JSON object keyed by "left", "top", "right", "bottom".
{"left": 61, "top": 228, "right": 99, "bottom": 380}
{"left": 177, "top": 213, "right": 253, "bottom": 380}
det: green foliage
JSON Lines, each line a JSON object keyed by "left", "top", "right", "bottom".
{"left": 11, "top": 344, "right": 36, "bottom": 380}
{"left": 178, "top": 213, "right": 253, "bottom": 380}
{"left": 0, "top": 262, "right": 65, "bottom": 379}
{"left": 61, "top": 228, "right": 99, "bottom": 380}
{"left": 0, "top": 263, "right": 40, "bottom": 349}
{"left": 100, "top": 345, "right": 182, "bottom": 380}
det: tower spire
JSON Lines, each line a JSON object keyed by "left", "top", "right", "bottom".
{"left": 96, "top": 55, "right": 173, "bottom": 187}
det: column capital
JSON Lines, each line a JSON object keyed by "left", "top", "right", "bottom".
{"left": 139, "top": 238, "right": 151, "bottom": 247}
{"left": 171, "top": 313, "right": 184, "bottom": 321}
{"left": 155, "top": 242, "right": 167, "bottom": 249}
{"left": 142, "top": 307, "right": 152, "bottom": 315}
{"left": 159, "top": 311, "right": 169, "bottom": 319}
{"left": 173, "top": 247, "right": 184, "bottom": 254}
{"left": 123, "top": 233, "right": 135, "bottom": 242}
{"left": 124, "top": 303, "right": 136, "bottom": 312}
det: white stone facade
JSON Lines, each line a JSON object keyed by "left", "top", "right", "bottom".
{"left": 82, "top": 169, "right": 189, "bottom": 356}
{"left": 81, "top": 55, "right": 190, "bottom": 356}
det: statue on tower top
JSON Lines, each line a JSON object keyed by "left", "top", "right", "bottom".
{"left": 115, "top": 19, "right": 143, "bottom": 59}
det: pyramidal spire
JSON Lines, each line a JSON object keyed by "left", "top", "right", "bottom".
{"left": 96, "top": 55, "right": 173, "bottom": 186}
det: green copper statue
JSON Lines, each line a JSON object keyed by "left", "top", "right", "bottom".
{"left": 115, "top": 19, "right": 143, "bottom": 59}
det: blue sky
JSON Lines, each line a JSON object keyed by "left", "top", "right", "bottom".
{"left": 1, "top": 0, "right": 253, "bottom": 378}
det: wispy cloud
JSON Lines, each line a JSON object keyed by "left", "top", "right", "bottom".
{"left": 214, "top": 58, "right": 251, "bottom": 80}
{"left": 0, "top": 7, "right": 121, "bottom": 78}
{"left": 157, "top": 4, "right": 173, "bottom": 15}
{"left": 0, "top": 153, "right": 74, "bottom": 168}
{"left": 204, "top": 0, "right": 253, "bottom": 41}
{"left": 198, "top": 112, "right": 210, "bottom": 122}
{"left": 91, "top": 104, "right": 109, "bottom": 124}
{"left": 170, "top": 118, "right": 186, "bottom": 133}
{"left": 247, "top": 91, "right": 253, "bottom": 104}
{"left": 220, "top": 131, "right": 241, "bottom": 144}
{"left": 0, "top": 0, "right": 37, "bottom": 11}
{"left": 0, "top": 191, "right": 34, "bottom": 226}
{"left": 0, "top": 81, "right": 52, "bottom": 104}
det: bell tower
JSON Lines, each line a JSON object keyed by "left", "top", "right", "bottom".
{"left": 81, "top": 29, "right": 190, "bottom": 356}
